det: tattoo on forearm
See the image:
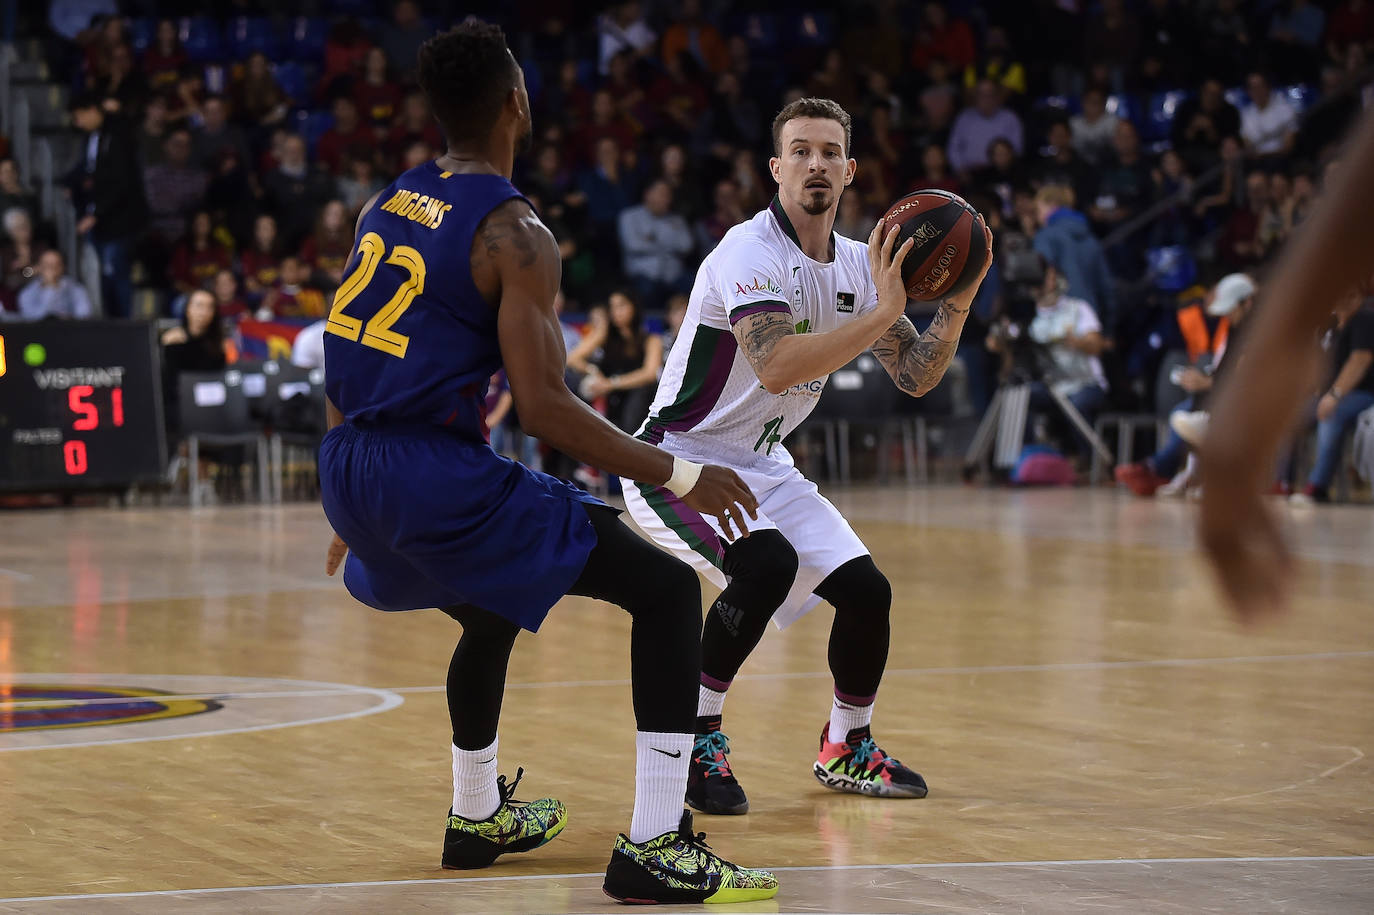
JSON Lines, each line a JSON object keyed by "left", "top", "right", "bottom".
{"left": 871, "top": 305, "right": 964, "bottom": 395}
{"left": 740, "top": 312, "right": 794, "bottom": 373}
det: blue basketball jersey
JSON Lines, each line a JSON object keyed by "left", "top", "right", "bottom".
{"left": 323, "top": 163, "right": 524, "bottom": 440}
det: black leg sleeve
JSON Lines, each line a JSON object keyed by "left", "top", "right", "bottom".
{"left": 814, "top": 555, "right": 892, "bottom": 701}
{"left": 699, "top": 529, "right": 799, "bottom": 688}
{"left": 441, "top": 604, "right": 521, "bottom": 750}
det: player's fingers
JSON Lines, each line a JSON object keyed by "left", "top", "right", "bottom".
{"left": 890, "top": 236, "right": 916, "bottom": 270}
{"left": 731, "top": 502, "right": 751, "bottom": 537}
{"left": 880, "top": 222, "right": 901, "bottom": 262}
{"left": 867, "top": 219, "right": 883, "bottom": 255}
{"left": 717, "top": 511, "right": 737, "bottom": 542}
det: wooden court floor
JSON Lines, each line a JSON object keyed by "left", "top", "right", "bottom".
{"left": 0, "top": 487, "right": 1371, "bottom": 913}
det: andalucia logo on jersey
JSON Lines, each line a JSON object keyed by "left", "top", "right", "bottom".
{"left": 735, "top": 275, "right": 783, "bottom": 297}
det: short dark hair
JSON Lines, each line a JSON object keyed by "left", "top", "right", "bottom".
{"left": 67, "top": 91, "right": 103, "bottom": 113}
{"left": 417, "top": 19, "right": 520, "bottom": 144}
{"left": 772, "top": 97, "right": 852, "bottom": 157}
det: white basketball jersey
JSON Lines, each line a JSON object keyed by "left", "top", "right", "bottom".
{"left": 639, "top": 198, "right": 878, "bottom": 464}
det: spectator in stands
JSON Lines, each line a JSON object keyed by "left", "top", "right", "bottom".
{"left": 485, "top": 370, "right": 541, "bottom": 469}
{"left": 160, "top": 289, "right": 226, "bottom": 383}
{"left": 1083, "top": 0, "right": 1139, "bottom": 93}
{"left": 947, "top": 80, "right": 1023, "bottom": 175}
{"left": 1117, "top": 273, "right": 1258, "bottom": 497}
{"left": 1032, "top": 122, "right": 1094, "bottom": 213}
{"left": 66, "top": 92, "right": 146, "bottom": 319}
{"left": 337, "top": 146, "right": 386, "bottom": 215}
{"left": 1090, "top": 121, "right": 1152, "bottom": 234}
{"left": 170, "top": 210, "right": 232, "bottom": 298}
{"left": 1148, "top": 150, "right": 1197, "bottom": 247}
{"left": 834, "top": 191, "right": 871, "bottom": 242}
{"left": 618, "top": 179, "right": 694, "bottom": 311}
{"left": 579, "top": 136, "right": 635, "bottom": 242}
{"left": 320, "top": 19, "right": 372, "bottom": 100}
{"left": 316, "top": 97, "right": 373, "bottom": 176}
{"left": 291, "top": 319, "right": 327, "bottom": 370}
{"left": 138, "top": 95, "right": 169, "bottom": 166}
{"left": 211, "top": 268, "right": 249, "bottom": 324}
{"left": 143, "top": 127, "right": 208, "bottom": 266}
{"left": 567, "top": 288, "right": 664, "bottom": 434}
{"left": 1293, "top": 294, "right": 1374, "bottom": 504}
{"left": 693, "top": 71, "right": 763, "bottom": 173}
{"left": 1, "top": 208, "right": 45, "bottom": 313}
{"left": 233, "top": 52, "right": 289, "bottom": 128}
{"left": 605, "top": 50, "right": 650, "bottom": 128}
{"left": 1269, "top": 0, "right": 1327, "bottom": 83}
{"left": 354, "top": 47, "right": 402, "bottom": 136}
{"left": 597, "top": 1, "right": 657, "bottom": 75}
{"left": 540, "top": 60, "right": 593, "bottom": 132}
{"left": 1033, "top": 184, "right": 1116, "bottom": 324}
{"left": 964, "top": 25, "right": 1027, "bottom": 98}
{"left": 141, "top": 18, "right": 185, "bottom": 100}
{"left": 914, "top": 143, "right": 960, "bottom": 195}
{"left": 264, "top": 133, "right": 335, "bottom": 250}
{"left": 971, "top": 138, "right": 1027, "bottom": 218}
{"left": 300, "top": 200, "right": 353, "bottom": 289}
{"left": 1279, "top": 168, "right": 1317, "bottom": 241}
{"left": 0, "top": 158, "right": 38, "bottom": 225}
{"left": 1219, "top": 171, "right": 1279, "bottom": 269}
{"left": 662, "top": 292, "right": 689, "bottom": 359}
{"left": 661, "top": 0, "right": 728, "bottom": 75}
{"left": 913, "top": 85, "right": 957, "bottom": 154}
{"left": 378, "top": 0, "right": 428, "bottom": 78}
{"left": 386, "top": 92, "right": 443, "bottom": 167}
{"left": 731, "top": 147, "right": 769, "bottom": 212}
{"left": 1024, "top": 257, "right": 1110, "bottom": 459}
{"left": 87, "top": 41, "right": 145, "bottom": 115}
{"left": 806, "top": 49, "right": 860, "bottom": 115}
{"left": 192, "top": 95, "right": 250, "bottom": 173}
{"left": 1171, "top": 78, "right": 1243, "bottom": 172}
{"left": 11, "top": 250, "right": 92, "bottom": 321}
{"left": 1193, "top": 134, "right": 1247, "bottom": 222}
{"left": 260, "top": 255, "right": 326, "bottom": 319}
{"left": 1240, "top": 71, "right": 1299, "bottom": 160}
{"left": 1138, "top": 0, "right": 1197, "bottom": 89}
{"left": 241, "top": 213, "right": 282, "bottom": 298}
{"left": 578, "top": 89, "right": 639, "bottom": 165}
{"left": 1069, "top": 87, "right": 1119, "bottom": 167}
{"left": 911, "top": 2, "right": 976, "bottom": 72}
{"left": 401, "top": 139, "right": 436, "bottom": 171}
{"left": 164, "top": 64, "right": 205, "bottom": 127}
{"left": 1327, "top": 0, "right": 1374, "bottom": 59}
{"left": 695, "top": 178, "right": 745, "bottom": 256}
{"left": 204, "top": 143, "right": 257, "bottom": 251}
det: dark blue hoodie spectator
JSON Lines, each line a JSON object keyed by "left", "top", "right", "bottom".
{"left": 1032, "top": 185, "right": 1117, "bottom": 327}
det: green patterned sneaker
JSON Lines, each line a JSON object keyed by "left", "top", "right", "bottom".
{"left": 602, "top": 810, "right": 779, "bottom": 904}
{"left": 441, "top": 768, "right": 568, "bottom": 869}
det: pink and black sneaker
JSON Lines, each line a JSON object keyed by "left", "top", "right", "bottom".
{"left": 814, "top": 724, "right": 928, "bottom": 798}
{"left": 686, "top": 716, "right": 750, "bottom": 815}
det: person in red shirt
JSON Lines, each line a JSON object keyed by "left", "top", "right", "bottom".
{"left": 353, "top": 47, "right": 402, "bottom": 138}
{"left": 240, "top": 213, "right": 283, "bottom": 299}
{"left": 319, "top": 19, "right": 371, "bottom": 102}
{"left": 576, "top": 89, "right": 638, "bottom": 167}
{"left": 647, "top": 52, "right": 710, "bottom": 138}
{"left": 141, "top": 18, "right": 186, "bottom": 101}
{"left": 315, "top": 96, "right": 374, "bottom": 175}
{"left": 910, "top": 2, "right": 976, "bottom": 72}
{"left": 299, "top": 200, "right": 354, "bottom": 288}
{"left": 260, "top": 255, "right": 326, "bottom": 319}
{"left": 212, "top": 267, "right": 250, "bottom": 324}
{"left": 170, "top": 210, "right": 233, "bottom": 297}
{"left": 1327, "top": 0, "right": 1374, "bottom": 58}
{"left": 385, "top": 92, "right": 444, "bottom": 169}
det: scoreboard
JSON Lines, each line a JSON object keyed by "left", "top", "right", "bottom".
{"left": 0, "top": 321, "right": 167, "bottom": 491}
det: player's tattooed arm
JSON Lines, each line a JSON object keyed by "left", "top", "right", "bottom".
{"left": 732, "top": 310, "right": 797, "bottom": 387}
{"left": 870, "top": 300, "right": 970, "bottom": 397}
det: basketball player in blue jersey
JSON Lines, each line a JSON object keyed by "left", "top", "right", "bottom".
{"left": 317, "top": 22, "right": 776, "bottom": 905}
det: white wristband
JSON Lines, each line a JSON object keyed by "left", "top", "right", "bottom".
{"left": 664, "top": 456, "right": 703, "bottom": 498}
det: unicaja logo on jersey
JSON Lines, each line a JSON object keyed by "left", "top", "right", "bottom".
{"left": 735, "top": 276, "right": 783, "bottom": 297}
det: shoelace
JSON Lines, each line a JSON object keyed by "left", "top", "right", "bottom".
{"left": 850, "top": 736, "right": 881, "bottom": 768}
{"left": 693, "top": 731, "right": 733, "bottom": 777}
{"left": 496, "top": 767, "right": 525, "bottom": 805}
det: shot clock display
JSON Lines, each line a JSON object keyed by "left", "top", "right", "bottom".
{"left": 0, "top": 321, "right": 166, "bottom": 490}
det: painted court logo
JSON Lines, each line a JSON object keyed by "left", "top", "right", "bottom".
{"left": 0, "top": 685, "right": 220, "bottom": 733}
{"left": 735, "top": 275, "right": 783, "bottom": 297}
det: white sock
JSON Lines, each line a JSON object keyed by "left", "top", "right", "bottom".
{"left": 630, "top": 731, "right": 691, "bottom": 844}
{"left": 697, "top": 683, "right": 726, "bottom": 719}
{"left": 828, "top": 696, "right": 874, "bottom": 743}
{"left": 452, "top": 738, "right": 501, "bottom": 821}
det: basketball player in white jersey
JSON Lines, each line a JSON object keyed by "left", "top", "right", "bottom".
{"left": 621, "top": 97, "right": 994, "bottom": 814}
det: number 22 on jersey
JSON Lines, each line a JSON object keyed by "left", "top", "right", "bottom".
{"left": 325, "top": 231, "right": 426, "bottom": 358}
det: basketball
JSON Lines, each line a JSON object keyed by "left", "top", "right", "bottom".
{"left": 880, "top": 189, "right": 988, "bottom": 302}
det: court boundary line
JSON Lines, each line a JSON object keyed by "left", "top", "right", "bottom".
{"left": 3, "top": 856, "right": 1370, "bottom": 904}
{"left": 4, "top": 650, "right": 1372, "bottom": 713}
{"left": 0, "top": 675, "right": 404, "bottom": 752}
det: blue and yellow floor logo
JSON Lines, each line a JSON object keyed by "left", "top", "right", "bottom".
{"left": 0, "top": 686, "right": 221, "bottom": 733}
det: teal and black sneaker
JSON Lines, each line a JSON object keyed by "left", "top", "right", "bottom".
{"left": 685, "top": 718, "right": 750, "bottom": 815}
{"left": 441, "top": 768, "right": 568, "bottom": 869}
{"left": 602, "top": 810, "right": 778, "bottom": 904}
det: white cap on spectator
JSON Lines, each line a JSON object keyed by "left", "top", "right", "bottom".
{"left": 1208, "top": 273, "right": 1257, "bottom": 316}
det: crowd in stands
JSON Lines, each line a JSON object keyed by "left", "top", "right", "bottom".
{"left": 1, "top": 0, "right": 1371, "bottom": 496}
